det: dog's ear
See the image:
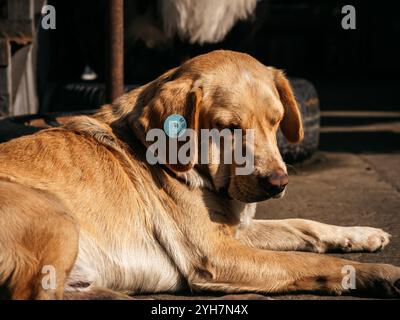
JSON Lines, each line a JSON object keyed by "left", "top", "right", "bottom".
{"left": 273, "top": 69, "right": 304, "bottom": 143}
{"left": 132, "top": 78, "right": 202, "bottom": 172}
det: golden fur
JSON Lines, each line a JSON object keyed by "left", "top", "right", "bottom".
{"left": 0, "top": 50, "right": 399, "bottom": 299}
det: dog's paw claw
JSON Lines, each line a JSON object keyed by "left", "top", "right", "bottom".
{"left": 338, "top": 227, "right": 391, "bottom": 253}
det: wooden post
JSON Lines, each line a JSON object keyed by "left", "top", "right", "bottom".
{"left": 0, "top": 39, "right": 11, "bottom": 117}
{"left": 0, "top": 0, "right": 35, "bottom": 116}
{"left": 105, "top": 0, "right": 124, "bottom": 103}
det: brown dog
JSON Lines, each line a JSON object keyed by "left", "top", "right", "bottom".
{"left": 0, "top": 50, "right": 399, "bottom": 299}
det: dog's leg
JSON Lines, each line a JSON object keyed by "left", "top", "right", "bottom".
{"left": 239, "top": 219, "right": 390, "bottom": 253}
{"left": 189, "top": 241, "right": 400, "bottom": 297}
{"left": 0, "top": 181, "right": 79, "bottom": 300}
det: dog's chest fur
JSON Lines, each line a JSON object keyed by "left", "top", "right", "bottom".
{"left": 66, "top": 231, "right": 185, "bottom": 294}
{"left": 65, "top": 189, "right": 256, "bottom": 294}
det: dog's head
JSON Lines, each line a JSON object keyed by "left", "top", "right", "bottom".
{"left": 130, "top": 50, "right": 303, "bottom": 203}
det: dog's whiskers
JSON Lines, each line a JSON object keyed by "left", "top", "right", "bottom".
{"left": 285, "top": 163, "right": 298, "bottom": 175}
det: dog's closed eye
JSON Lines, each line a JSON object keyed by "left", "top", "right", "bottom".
{"left": 215, "top": 121, "right": 242, "bottom": 132}
{"left": 269, "top": 115, "right": 283, "bottom": 127}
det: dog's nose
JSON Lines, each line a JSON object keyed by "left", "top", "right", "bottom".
{"left": 258, "top": 169, "right": 288, "bottom": 195}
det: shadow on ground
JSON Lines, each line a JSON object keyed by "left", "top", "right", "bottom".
{"left": 320, "top": 130, "right": 400, "bottom": 153}
{"left": 319, "top": 111, "right": 400, "bottom": 153}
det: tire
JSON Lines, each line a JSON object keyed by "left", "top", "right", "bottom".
{"left": 0, "top": 110, "right": 97, "bottom": 143}
{"left": 277, "top": 78, "right": 320, "bottom": 163}
{"left": 41, "top": 83, "right": 138, "bottom": 113}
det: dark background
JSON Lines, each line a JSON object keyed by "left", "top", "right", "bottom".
{"left": 38, "top": 0, "right": 400, "bottom": 112}
{"left": 1, "top": 1, "right": 400, "bottom": 301}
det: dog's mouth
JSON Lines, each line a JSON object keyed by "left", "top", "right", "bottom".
{"left": 218, "top": 186, "right": 233, "bottom": 200}
{"left": 227, "top": 178, "right": 279, "bottom": 203}
{"left": 215, "top": 171, "right": 286, "bottom": 203}
{"left": 272, "top": 189, "right": 285, "bottom": 199}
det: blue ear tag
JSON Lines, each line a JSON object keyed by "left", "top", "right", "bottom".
{"left": 164, "top": 114, "right": 187, "bottom": 138}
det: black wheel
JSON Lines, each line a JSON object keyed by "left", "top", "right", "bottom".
{"left": 277, "top": 78, "right": 320, "bottom": 163}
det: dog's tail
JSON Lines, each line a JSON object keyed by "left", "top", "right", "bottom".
{"left": 0, "top": 180, "right": 40, "bottom": 299}
{"left": 0, "top": 243, "right": 39, "bottom": 298}
{"left": 0, "top": 178, "right": 80, "bottom": 299}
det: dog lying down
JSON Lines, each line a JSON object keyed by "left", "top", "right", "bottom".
{"left": 0, "top": 50, "right": 399, "bottom": 300}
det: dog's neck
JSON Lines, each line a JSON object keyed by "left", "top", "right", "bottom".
{"left": 173, "top": 169, "right": 213, "bottom": 190}
{"left": 173, "top": 166, "right": 256, "bottom": 233}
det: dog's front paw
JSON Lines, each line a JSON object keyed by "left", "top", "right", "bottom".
{"left": 335, "top": 227, "right": 391, "bottom": 253}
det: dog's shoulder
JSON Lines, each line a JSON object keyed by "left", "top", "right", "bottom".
{"left": 63, "top": 116, "right": 123, "bottom": 152}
